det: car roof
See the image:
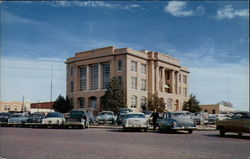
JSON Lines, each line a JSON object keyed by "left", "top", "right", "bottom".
{"left": 127, "top": 112, "right": 145, "bottom": 115}
{"left": 101, "top": 111, "right": 114, "bottom": 113}
{"left": 170, "top": 111, "right": 190, "bottom": 114}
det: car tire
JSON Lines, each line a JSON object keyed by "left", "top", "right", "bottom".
{"left": 144, "top": 128, "right": 148, "bottom": 132}
{"left": 123, "top": 128, "right": 127, "bottom": 132}
{"left": 219, "top": 127, "right": 225, "bottom": 136}
{"left": 188, "top": 130, "right": 193, "bottom": 134}
{"left": 238, "top": 133, "right": 242, "bottom": 136}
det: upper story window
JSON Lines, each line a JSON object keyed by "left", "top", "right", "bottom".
{"left": 117, "top": 60, "right": 123, "bottom": 71}
{"left": 118, "top": 76, "right": 122, "bottom": 85}
{"left": 90, "top": 64, "right": 98, "bottom": 90}
{"left": 70, "top": 67, "right": 74, "bottom": 77}
{"left": 102, "top": 63, "right": 110, "bottom": 89}
{"left": 179, "top": 74, "right": 181, "bottom": 82}
{"left": 141, "top": 64, "right": 146, "bottom": 74}
{"left": 80, "top": 66, "right": 87, "bottom": 91}
{"left": 183, "top": 75, "right": 187, "bottom": 84}
{"left": 131, "top": 61, "right": 137, "bottom": 72}
{"left": 183, "top": 88, "right": 187, "bottom": 97}
{"left": 167, "top": 99, "right": 173, "bottom": 110}
{"left": 70, "top": 81, "right": 74, "bottom": 92}
{"left": 131, "top": 77, "right": 137, "bottom": 89}
{"left": 141, "top": 79, "right": 146, "bottom": 91}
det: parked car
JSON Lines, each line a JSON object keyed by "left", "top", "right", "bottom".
{"left": 0, "top": 112, "right": 10, "bottom": 126}
{"left": 191, "top": 112, "right": 206, "bottom": 125}
{"left": 42, "top": 112, "right": 65, "bottom": 128}
{"left": 26, "top": 112, "right": 46, "bottom": 124}
{"left": 117, "top": 108, "right": 133, "bottom": 125}
{"left": 86, "top": 111, "right": 96, "bottom": 125}
{"left": 207, "top": 114, "right": 228, "bottom": 125}
{"left": 122, "top": 112, "right": 149, "bottom": 132}
{"left": 157, "top": 111, "right": 196, "bottom": 134}
{"left": 143, "top": 110, "right": 153, "bottom": 124}
{"left": 65, "top": 109, "right": 89, "bottom": 129}
{"left": 216, "top": 111, "right": 250, "bottom": 136}
{"left": 8, "top": 113, "right": 29, "bottom": 125}
{"left": 96, "top": 111, "right": 116, "bottom": 125}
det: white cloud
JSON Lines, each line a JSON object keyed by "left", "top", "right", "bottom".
{"left": 164, "top": 1, "right": 193, "bottom": 17}
{"left": 46, "top": 1, "right": 141, "bottom": 10}
{"left": 0, "top": 57, "right": 66, "bottom": 103}
{"left": 216, "top": 5, "right": 249, "bottom": 19}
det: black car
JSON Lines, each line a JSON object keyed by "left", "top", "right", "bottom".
{"left": 64, "top": 109, "right": 90, "bottom": 129}
{"left": 0, "top": 112, "right": 10, "bottom": 126}
{"left": 26, "top": 112, "right": 46, "bottom": 124}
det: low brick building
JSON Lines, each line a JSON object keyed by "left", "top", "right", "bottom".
{"left": 30, "top": 102, "right": 54, "bottom": 113}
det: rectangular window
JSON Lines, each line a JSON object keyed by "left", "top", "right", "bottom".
{"left": 70, "top": 67, "right": 74, "bottom": 77}
{"left": 70, "top": 81, "right": 74, "bottom": 92}
{"left": 80, "top": 66, "right": 87, "bottom": 91}
{"left": 141, "top": 79, "right": 146, "bottom": 91}
{"left": 102, "top": 63, "right": 110, "bottom": 89}
{"left": 90, "top": 64, "right": 98, "bottom": 90}
{"left": 141, "top": 64, "right": 146, "bottom": 74}
{"left": 131, "top": 61, "right": 137, "bottom": 72}
{"left": 117, "top": 60, "right": 122, "bottom": 71}
{"left": 183, "top": 88, "right": 187, "bottom": 97}
{"left": 179, "top": 74, "right": 181, "bottom": 82}
{"left": 131, "top": 77, "right": 137, "bottom": 89}
{"left": 167, "top": 71, "right": 170, "bottom": 80}
{"left": 179, "top": 87, "right": 181, "bottom": 95}
{"left": 183, "top": 75, "right": 187, "bottom": 84}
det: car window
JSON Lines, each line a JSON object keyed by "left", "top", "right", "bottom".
{"left": 47, "top": 112, "right": 62, "bottom": 118}
{"left": 126, "top": 114, "right": 145, "bottom": 118}
{"left": 171, "top": 113, "right": 189, "bottom": 118}
{"left": 11, "top": 114, "right": 23, "bottom": 118}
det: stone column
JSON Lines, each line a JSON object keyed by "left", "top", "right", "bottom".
{"left": 155, "top": 66, "right": 159, "bottom": 91}
{"left": 86, "top": 65, "right": 89, "bottom": 90}
{"left": 171, "top": 70, "right": 175, "bottom": 94}
{"left": 98, "top": 63, "right": 102, "bottom": 90}
{"left": 162, "top": 68, "right": 165, "bottom": 92}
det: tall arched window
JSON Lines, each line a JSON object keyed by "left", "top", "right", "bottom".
{"left": 141, "top": 97, "right": 147, "bottom": 108}
{"left": 167, "top": 98, "right": 173, "bottom": 110}
{"left": 79, "top": 97, "right": 85, "bottom": 109}
{"left": 131, "top": 96, "right": 137, "bottom": 108}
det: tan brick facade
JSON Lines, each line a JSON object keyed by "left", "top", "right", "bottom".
{"left": 65, "top": 46, "right": 189, "bottom": 112}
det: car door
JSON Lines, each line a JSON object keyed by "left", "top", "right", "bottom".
{"left": 225, "top": 113, "right": 244, "bottom": 132}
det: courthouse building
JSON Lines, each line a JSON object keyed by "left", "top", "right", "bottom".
{"left": 65, "top": 46, "right": 189, "bottom": 112}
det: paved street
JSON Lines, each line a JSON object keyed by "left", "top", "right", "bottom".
{"left": 0, "top": 127, "right": 249, "bottom": 159}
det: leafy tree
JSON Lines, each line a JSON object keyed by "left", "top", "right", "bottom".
{"left": 182, "top": 94, "right": 201, "bottom": 113}
{"left": 100, "top": 76, "right": 126, "bottom": 114}
{"left": 147, "top": 94, "right": 165, "bottom": 112}
{"left": 218, "top": 101, "right": 233, "bottom": 108}
{"left": 53, "top": 95, "right": 73, "bottom": 113}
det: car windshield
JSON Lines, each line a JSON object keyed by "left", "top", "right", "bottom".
{"left": 47, "top": 112, "right": 62, "bottom": 118}
{"left": 171, "top": 113, "right": 189, "bottom": 117}
{"left": 126, "top": 114, "right": 145, "bottom": 118}
{"left": 30, "top": 114, "right": 44, "bottom": 117}
{"left": 11, "top": 114, "right": 23, "bottom": 118}
{"left": 0, "top": 114, "right": 9, "bottom": 118}
{"left": 100, "top": 112, "right": 113, "bottom": 116}
{"left": 70, "top": 111, "right": 84, "bottom": 115}
{"left": 143, "top": 111, "right": 152, "bottom": 115}
{"left": 120, "top": 109, "right": 132, "bottom": 114}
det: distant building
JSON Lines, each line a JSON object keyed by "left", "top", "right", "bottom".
{"left": 66, "top": 46, "right": 189, "bottom": 112}
{"left": 200, "top": 104, "right": 235, "bottom": 114}
{"left": 0, "top": 101, "right": 30, "bottom": 113}
{"left": 30, "top": 102, "right": 54, "bottom": 113}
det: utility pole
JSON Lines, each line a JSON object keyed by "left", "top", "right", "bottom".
{"left": 22, "top": 96, "right": 24, "bottom": 112}
{"left": 50, "top": 62, "right": 53, "bottom": 102}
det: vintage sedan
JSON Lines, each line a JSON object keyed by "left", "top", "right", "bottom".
{"left": 26, "top": 112, "right": 45, "bottom": 124}
{"left": 8, "top": 113, "right": 29, "bottom": 125}
{"left": 0, "top": 112, "right": 10, "bottom": 126}
{"left": 64, "top": 109, "right": 89, "bottom": 129}
{"left": 158, "top": 111, "right": 196, "bottom": 134}
{"left": 117, "top": 108, "right": 133, "bottom": 125}
{"left": 96, "top": 111, "right": 116, "bottom": 125}
{"left": 122, "top": 112, "right": 149, "bottom": 132}
{"left": 216, "top": 111, "right": 250, "bottom": 136}
{"left": 42, "top": 112, "right": 65, "bottom": 128}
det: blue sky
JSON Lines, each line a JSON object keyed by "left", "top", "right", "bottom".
{"left": 1, "top": 1, "right": 249, "bottom": 111}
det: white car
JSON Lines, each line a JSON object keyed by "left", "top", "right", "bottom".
{"left": 42, "top": 112, "right": 65, "bottom": 128}
{"left": 122, "top": 112, "right": 149, "bottom": 132}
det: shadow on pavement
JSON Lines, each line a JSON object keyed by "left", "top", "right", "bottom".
{"left": 204, "top": 134, "right": 250, "bottom": 140}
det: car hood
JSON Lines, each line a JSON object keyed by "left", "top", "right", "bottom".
{"left": 10, "top": 117, "right": 27, "bottom": 120}
{"left": 126, "top": 118, "right": 147, "bottom": 121}
{"left": 97, "top": 114, "right": 113, "bottom": 120}
{"left": 43, "top": 117, "right": 62, "bottom": 121}
{"left": 171, "top": 117, "right": 194, "bottom": 125}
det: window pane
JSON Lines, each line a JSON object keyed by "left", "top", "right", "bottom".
{"left": 70, "top": 81, "right": 74, "bottom": 92}
{"left": 102, "top": 63, "right": 110, "bottom": 89}
{"left": 118, "top": 60, "right": 122, "bottom": 71}
{"left": 90, "top": 65, "right": 98, "bottom": 90}
{"left": 80, "top": 66, "right": 87, "bottom": 91}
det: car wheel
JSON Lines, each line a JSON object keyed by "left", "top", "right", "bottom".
{"left": 219, "top": 127, "right": 225, "bottom": 136}
{"left": 238, "top": 133, "right": 242, "bottom": 136}
{"left": 188, "top": 130, "right": 193, "bottom": 134}
{"left": 123, "top": 128, "right": 127, "bottom": 132}
{"left": 144, "top": 128, "right": 148, "bottom": 132}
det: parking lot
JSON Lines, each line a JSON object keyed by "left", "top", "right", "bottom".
{"left": 0, "top": 127, "right": 249, "bottom": 159}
